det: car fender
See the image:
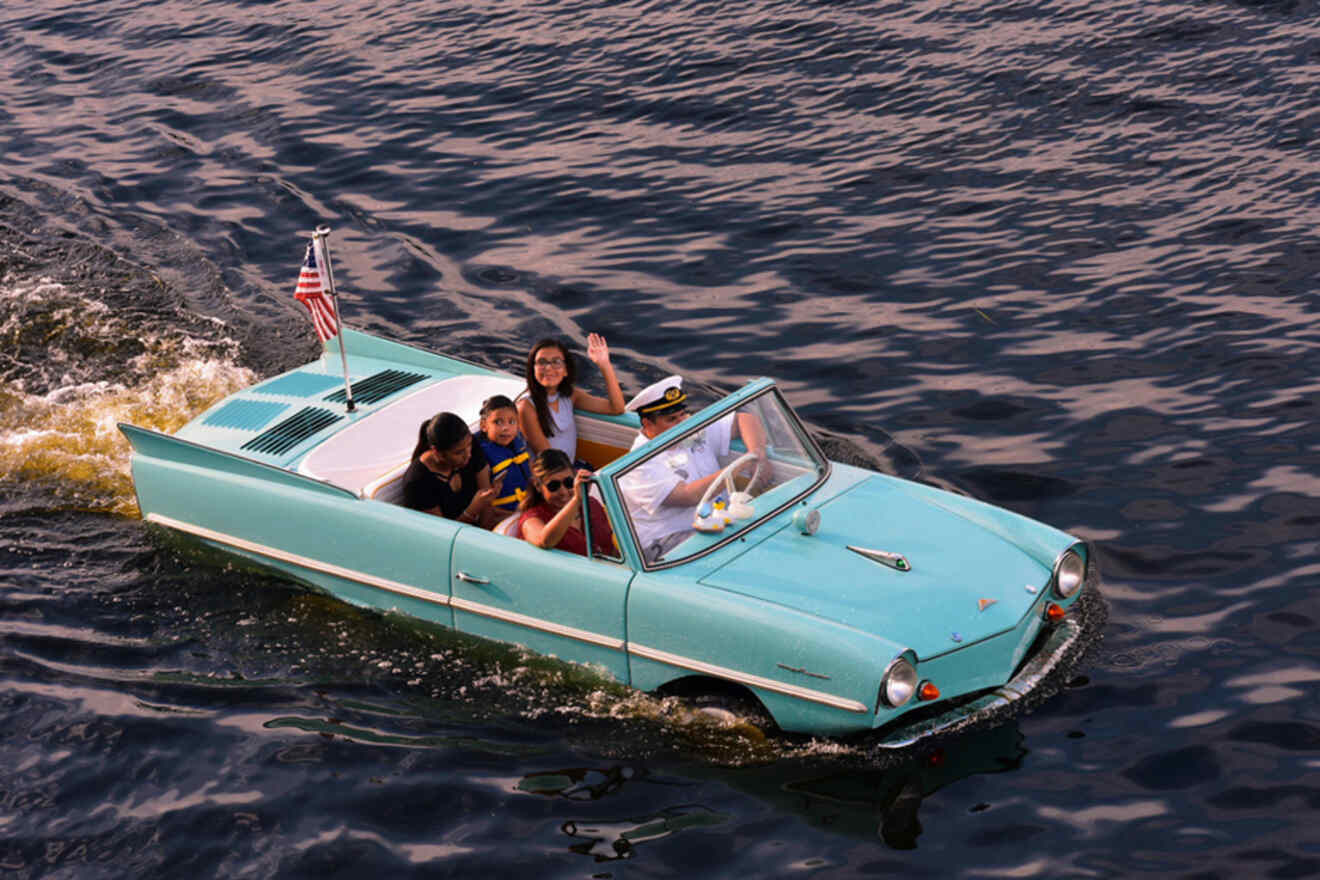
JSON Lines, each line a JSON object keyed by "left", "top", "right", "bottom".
{"left": 122, "top": 424, "right": 460, "bottom": 626}
{"left": 626, "top": 572, "right": 907, "bottom": 735}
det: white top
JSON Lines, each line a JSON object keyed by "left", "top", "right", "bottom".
{"left": 545, "top": 393, "right": 577, "bottom": 460}
{"left": 619, "top": 415, "right": 733, "bottom": 560}
{"left": 297, "top": 374, "right": 522, "bottom": 493}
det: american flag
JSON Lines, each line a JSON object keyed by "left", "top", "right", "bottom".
{"left": 293, "top": 240, "right": 339, "bottom": 343}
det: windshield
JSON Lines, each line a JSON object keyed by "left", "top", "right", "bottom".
{"left": 614, "top": 388, "right": 828, "bottom": 566}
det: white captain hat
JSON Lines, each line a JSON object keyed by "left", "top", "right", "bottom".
{"left": 625, "top": 375, "right": 687, "bottom": 418}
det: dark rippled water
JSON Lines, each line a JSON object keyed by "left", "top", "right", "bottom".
{"left": 3, "top": 0, "right": 1318, "bottom": 876}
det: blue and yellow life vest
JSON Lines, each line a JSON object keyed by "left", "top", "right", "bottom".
{"left": 477, "top": 432, "right": 532, "bottom": 513}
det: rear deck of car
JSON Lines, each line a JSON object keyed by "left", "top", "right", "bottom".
{"left": 175, "top": 345, "right": 640, "bottom": 502}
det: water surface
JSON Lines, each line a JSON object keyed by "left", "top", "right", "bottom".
{"left": 1, "top": 0, "right": 1318, "bottom": 876}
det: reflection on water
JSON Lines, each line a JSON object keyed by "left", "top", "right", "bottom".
{"left": 562, "top": 806, "right": 731, "bottom": 862}
{"left": 2, "top": 0, "right": 1319, "bottom": 874}
{"left": 518, "top": 722, "right": 1031, "bottom": 858}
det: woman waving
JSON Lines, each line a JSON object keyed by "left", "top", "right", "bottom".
{"left": 517, "top": 333, "right": 625, "bottom": 463}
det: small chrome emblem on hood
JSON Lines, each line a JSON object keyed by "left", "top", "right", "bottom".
{"left": 847, "top": 545, "right": 911, "bottom": 572}
{"left": 978, "top": 598, "right": 997, "bottom": 612}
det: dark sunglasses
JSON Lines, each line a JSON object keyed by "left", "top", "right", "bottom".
{"left": 542, "top": 478, "right": 573, "bottom": 492}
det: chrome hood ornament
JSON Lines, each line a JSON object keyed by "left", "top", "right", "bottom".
{"left": 847, "top": 545, "right": 911, "bottom": 572}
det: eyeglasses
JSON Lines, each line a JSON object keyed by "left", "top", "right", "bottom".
{"left": 534, "top": 357, "right": 566, "bottom": 368}
{"left": 542, "top": 478, "right": 572, "bottom": 492}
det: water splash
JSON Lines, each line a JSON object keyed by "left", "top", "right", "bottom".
{"left": 0, "top": 276, "right": 254, "bottom": 514}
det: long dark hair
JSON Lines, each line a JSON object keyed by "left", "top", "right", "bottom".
{"left": 519, "top": 448, "right": 573, "bottom": 512}
{"left": 411, "top": 412, "right": 469, "bottom": 462}
{"left": 524, "top": 338, "right": 576, "bottom": 438}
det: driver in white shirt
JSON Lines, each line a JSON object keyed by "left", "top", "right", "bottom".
{"left": 618, "top": 376, "right": 764, "bottom": 562}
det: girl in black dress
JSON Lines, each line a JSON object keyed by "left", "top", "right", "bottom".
{"left": 401, "top": 411, "right": 502, "bottom": 527}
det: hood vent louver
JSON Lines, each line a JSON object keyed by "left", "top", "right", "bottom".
{"left": 240, "top": 406, "right": 342, "bottom": 456}
{"left": 202, "top": 399, "right": 290, "bottom": 430}
{"left": 324, "top": 369, "right": 427, "bottom": 405}
{"left": 254, "top": 372, "right": 343, "bottom": 398}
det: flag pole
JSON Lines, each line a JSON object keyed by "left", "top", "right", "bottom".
{"left": 314, "top": 225, "right": 355, "bottom": 413}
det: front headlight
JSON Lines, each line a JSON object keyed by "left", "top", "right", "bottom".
{"left": 879, "top": 657, "right": 918, "bottom": 708}
{"left": 1052, "top": 549, "right": 1085, "bottom": 599}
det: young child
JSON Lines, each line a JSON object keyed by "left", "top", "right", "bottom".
{"left": 474, "top": 395, "right": 533, "bottom": 518}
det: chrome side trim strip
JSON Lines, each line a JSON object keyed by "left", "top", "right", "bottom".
{"left": 449, "top": 596, "right": 625, "bottom": 650}
{"left": 145, "top": 514, "right": 626, "bottom": 650}
{"left": 146, "top": 513, "right": 449, "bottom": 605}
{"left": 145, "top": 514, "right": 857, "bottom": 711}
{"left": 629, "top": 643, "right": 870, "bottom": 714}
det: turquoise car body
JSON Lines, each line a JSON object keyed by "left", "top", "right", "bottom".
{"left": 120, "top": 329, "right": 1093, "bottom": 739}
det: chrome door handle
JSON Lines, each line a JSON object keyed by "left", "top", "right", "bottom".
{"left": 455, "top": 571, "right": 490, "bottom": 584}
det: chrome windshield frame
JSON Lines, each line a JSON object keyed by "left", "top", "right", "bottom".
{"left": 603, "top": 382, "right": 831, "bottom": 572}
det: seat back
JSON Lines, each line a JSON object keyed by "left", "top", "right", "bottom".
{"left": 493, "top": 513, "right": 521, "bottom": 537}
{"left": 362, "top": 459, "right": 410, "bottom": 504}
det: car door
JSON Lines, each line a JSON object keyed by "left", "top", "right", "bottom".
{"left": 448, "top": 524, "right": 634, "bottom": 682}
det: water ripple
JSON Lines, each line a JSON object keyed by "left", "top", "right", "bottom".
{"left": 1, "top": 0, "right": 1319, "bottom": 874}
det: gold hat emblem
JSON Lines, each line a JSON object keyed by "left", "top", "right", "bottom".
{"left": 664, "top": 387, "right": 681, "bottom": 401}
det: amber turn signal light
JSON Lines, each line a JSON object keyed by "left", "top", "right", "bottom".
{"left": 1045, "top": 602, "right": 1066, "bottom": 622}
{"left": 918, "top": 681, "right": 941, "bottom": 701}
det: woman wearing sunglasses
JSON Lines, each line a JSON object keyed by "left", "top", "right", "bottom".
{"left": 516, "top": 449, "right": 615, "bottom": 557}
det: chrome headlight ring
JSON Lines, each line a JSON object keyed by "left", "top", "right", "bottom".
{"left": 1052, "top": 548, "right": 1086, "bottom": 599}
{"left": 879, "top": 656, "right": 918, "bottom": 708}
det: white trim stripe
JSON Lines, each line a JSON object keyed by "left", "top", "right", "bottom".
{"left": 147, "top": 513, "right": 447, "bottom": 605}
{"left": 144, "top": 513, "right": 862, "bottom": 714}
{"left": 146, "top": 513, "right": 625, "bottom": 650}
{"left": 450, "top": 596, "right": 624, "bottom": 650}
{"left": 628, "top": 643, "right": 870, "bottom": 714}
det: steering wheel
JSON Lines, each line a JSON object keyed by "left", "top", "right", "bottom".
{"left": 696, "top": 452, "right": 768, "bottom": 523}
